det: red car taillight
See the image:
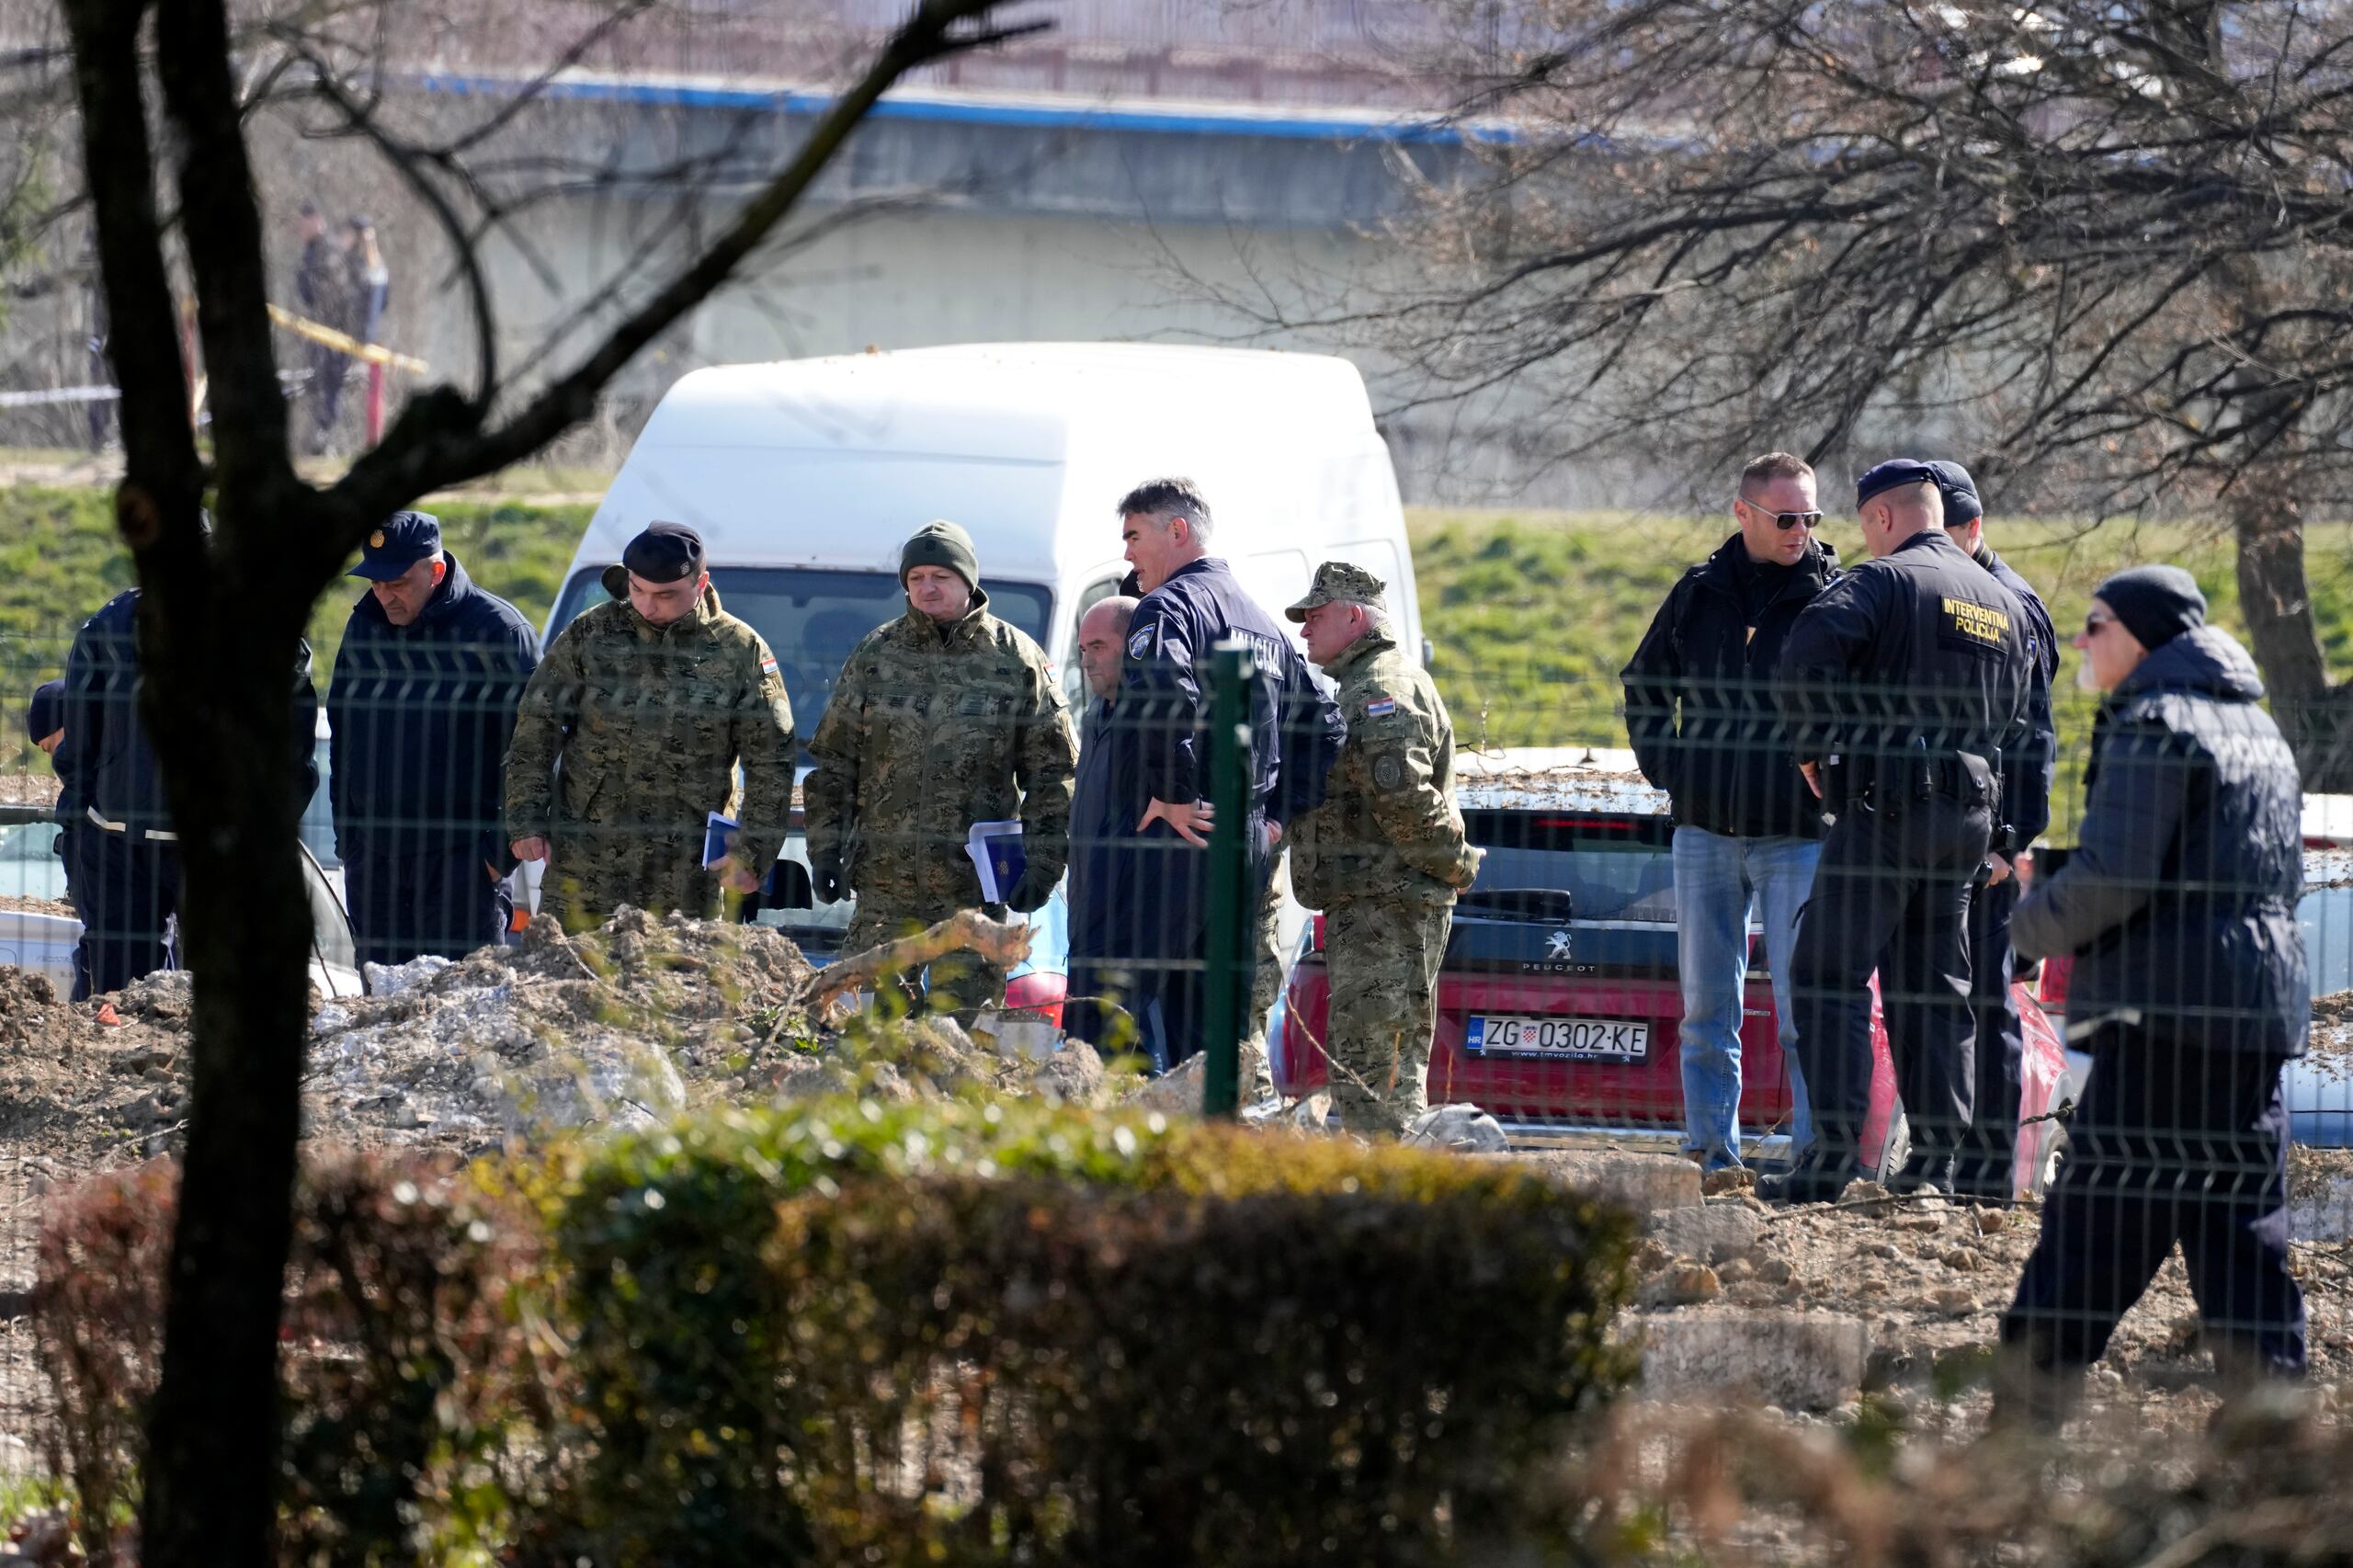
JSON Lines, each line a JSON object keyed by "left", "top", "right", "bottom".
{"left": 1004, "top": 971, "right": 1065, "bottom": 1028}
{"left": 2037, "top": 954, "right": 2073, "bottom": 1010}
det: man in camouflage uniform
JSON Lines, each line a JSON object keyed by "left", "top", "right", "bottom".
{"left": 1285, "top": 562, "right": 1482, "bottom": 1135}
{"left": 504, "top": 521, "right": 795, "bottom": 927}
{"left": 804, "top": 520, "right": 1077, "bottom": 1015}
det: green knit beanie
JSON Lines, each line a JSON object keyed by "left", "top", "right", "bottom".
{"left": 900, "top": 519, "right": 979, "bottom": 592}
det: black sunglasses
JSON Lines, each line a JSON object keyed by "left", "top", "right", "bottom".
{"left": 1740, "top": 498, "right": 1822, "bottom": 531}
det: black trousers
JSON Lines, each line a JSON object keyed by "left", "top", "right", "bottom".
{"left": 1134, "top": 810, "right": 1271, "bottom": 1074}
{"left": 1787, "top": 793, "right": 1989, "bottom": 1174}
{"left": 1951, "top": 874, "right": 2026, "bottom": 1199}
{"left": 345, "top": 843, "right": 510, "bottom": 970}
{"left": 2001, "top": 1028, "right": 2305, "bottom": 1376}
{"left": 69, "top": 825, "right": 182, "bottom": 1001}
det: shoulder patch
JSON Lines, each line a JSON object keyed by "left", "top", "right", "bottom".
{"left": 1128, "top": 627, "right": 1155, "bottom": 659}
{"left": 1370, "top": 749, "right": 1409, "bottom": 792}
{"left": 1364, "top": 697, "right": 1397, "bottom": 718}
{"left": 760, "top": 654, "right": 779, "bottom": 676}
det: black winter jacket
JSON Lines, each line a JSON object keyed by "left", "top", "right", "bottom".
{"left": 1621, "top": 534, "right": 1839, "bottom": 839}
{"left": 2011, "top": 626, "right": 2306, "bottom": 1057}
{"left": 55, "top": 589, "right": 321, "bottom": 838}
{"left": 327, "top": 552, "right": 541, "bottom": 861}
{"left": 1066, "top": 696, "right": 1147, "bottom": 971}
{"left": 1974, "top": 541, "right": 2059, "bottom": 848}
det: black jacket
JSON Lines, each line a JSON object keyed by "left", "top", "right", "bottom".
{"left": 328, "top": 551, "right": 541, "bottom": 861}
{"left": 1775, "top": 528, "right": 2034, "bottom": 844}
{"left": 1622, "top": 533, "right": 1839, "bottom": 839}
{"left": 2011, "top": 626, "right": 2306, "bottom": 1057}
{"left": 55, "top": 589, "right": 321, "bottom": 839}
{"left": 1974, "top": 540, "right": 2059, "bottom": 848}
{"left": 1066, "top": 695, "right": 1146, "bottom": 971}
{"left": 1121, "top": 557, "right": 1345, "bottom": 829}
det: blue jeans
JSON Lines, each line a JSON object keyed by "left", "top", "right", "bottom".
{"left": 1672, "top": 825, "right": 1819, "bottom": 1167}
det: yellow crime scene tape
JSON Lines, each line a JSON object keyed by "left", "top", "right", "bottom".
{"left": 267, "top": 304, "right": 429, "bottom": 374}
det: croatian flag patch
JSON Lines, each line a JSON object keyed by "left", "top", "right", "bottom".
{"left": 1365, "top": 698, "right": 1397, "bottom": 718}
{"left": 760, "top": 655, "right": 779, "bottom": 676}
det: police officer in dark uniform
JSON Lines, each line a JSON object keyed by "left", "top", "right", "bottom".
{"left": 1112, "top": 477, "right": 1345, "bottom": 1071}
{"left": 1928, "top": 461, "right": 2060, "bottom": 1202}
{"left": 328, "top": 510, "right": 541, "bottom": 968}
{"left": 1765, "top": 460, "right": 2034, "bottom": 1202}
{"left": 54, "top": 589, "right": 321, "bottom": 998}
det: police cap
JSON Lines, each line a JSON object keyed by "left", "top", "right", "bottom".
{"left": 348, "top": 510, "right": 442, "bottom": 581}
{"left": 1286, "top": 560, "right": 1387, "bottom": 623}
{"left": 25, "top": 679, "right": 62, "bottom": 744}
{"left": 621, "top": 520, "right": 705, "bottom": 585}
{"left": 1854, "top": 458, "right": 1940, "bottom": 510}
{"left": 1926, "top": 460, "right": 1984, "bottom": 527}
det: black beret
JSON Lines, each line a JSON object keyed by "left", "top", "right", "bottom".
{"left": 1855, "top": 458, "right": 1939, "bottom": 509}
{"left": 1925, "top": 460, "right": 1983, "bottom": 527}
{"left": 25, "top": 679, "right": 63, "bottom": 744}
{"left": 621, "top": 520, "right": 705, "bottom": 585}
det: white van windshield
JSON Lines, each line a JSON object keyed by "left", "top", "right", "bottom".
{"left": 548, "top": 567, "right": 1054, "bottom": 763}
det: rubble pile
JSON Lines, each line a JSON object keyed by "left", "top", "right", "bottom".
{"left": 0, "top": 909, "right": 1108, "bottom": 1169}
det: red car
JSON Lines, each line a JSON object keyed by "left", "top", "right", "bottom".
{"left": 1276, "top": 764, "right": 2075, "bottom": 1196}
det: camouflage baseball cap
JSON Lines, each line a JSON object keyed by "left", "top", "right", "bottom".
{"left": 1285, "top": 560, "right": 1387, "bottom": 623}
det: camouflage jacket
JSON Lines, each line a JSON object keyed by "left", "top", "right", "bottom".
{"left": 1290, "top": 631, "right": 1480, "bottom": 909}
{"left": 803, "top": 591, "right": 1077, "bottom": 907}
{"left": 502, "top": 574, "right": 797, "bottom": 868}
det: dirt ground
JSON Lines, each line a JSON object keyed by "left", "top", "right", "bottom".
{"left": 0, "top": 912, "right": 2342, "bottom": 1495}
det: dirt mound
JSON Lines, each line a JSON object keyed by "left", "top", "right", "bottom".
{"left": 0, "top": 907, "right": 1106, "bottom": 1174}
{"left": 1595, "top": 1159, "right": 2353, "bottom": 1434}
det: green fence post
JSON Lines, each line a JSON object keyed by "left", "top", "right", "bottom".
{"left": 1200, "top": 638, "right": 1256, "bottom": 1119}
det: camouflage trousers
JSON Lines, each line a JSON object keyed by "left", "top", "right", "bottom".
{"left": 540, "top": 827, "right": 719, "bottom": 930}
{"left": 847, "top": 895, "right": 1007, "bottom": 1017}
{"left": 1324, "top": 896, "right": 1452, "bottom": 1137}
{"left": 1240, "top": 858, "right": 1285, "bottom": 1101}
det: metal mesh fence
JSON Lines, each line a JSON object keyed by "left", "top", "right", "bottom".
{"left": 0, "top": 581, "right": 2346, "bottom": 1486}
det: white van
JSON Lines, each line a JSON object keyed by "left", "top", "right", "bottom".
{"left": 542, "top": 342, "right": 1420, "bottom": 985}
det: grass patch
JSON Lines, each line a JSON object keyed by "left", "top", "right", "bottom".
{"left": 1409, "top": 507, "right": 2353, "bottom": 834}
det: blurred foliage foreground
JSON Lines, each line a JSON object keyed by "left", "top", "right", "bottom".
{"left": 31, "top": 1066, "right": 1640, "bottom": 1566}
{"left": 36, "top": 1074, "right": 2353, "bottom": 1568}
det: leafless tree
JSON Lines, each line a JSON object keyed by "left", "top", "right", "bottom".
{"left": 37, "top": 0, "right": 1040, "bottom": 1561}
{"left": 1252, "top": 1, "right": 2353, "bottom": 782}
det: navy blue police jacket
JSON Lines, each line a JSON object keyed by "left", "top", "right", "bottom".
{"left": 327, "top": 551, "right": 540, "bottom": 862}
{"left": 1773, "top": 528, "right": 2034, "bottom": 843}
{"left": 1119, "top": 557, "right": 1345, "bottom": 835}
{"left": 54, "top": 589, "right": 321, "bottom": 838}
{"left": 1972, "top": 540, "right": 2059, "bottom": 850}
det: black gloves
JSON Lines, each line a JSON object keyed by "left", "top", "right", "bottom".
{"left": 813, "top": 851, "right": 847, "bottom": 904}
{"left": 1003, "top": 867, "right": 1053, "bottom": 915}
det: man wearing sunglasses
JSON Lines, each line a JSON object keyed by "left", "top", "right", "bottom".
{"left": 1623, "top": 451, "right": 1841, "bottom": 1176}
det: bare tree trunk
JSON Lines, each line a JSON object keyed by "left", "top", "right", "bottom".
{"left": 2228, "top": 479, "right": 2353, "bottom": 788}
{"left": 55, "top": 0, "right": 1029, "bottom": 1557}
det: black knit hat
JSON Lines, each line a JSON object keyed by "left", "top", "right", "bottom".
{"left": 901, "top": 519, "right": 979, "bottom": 592}
{"left": 2094, "top": 564, "right": 2206, "bottom": 650}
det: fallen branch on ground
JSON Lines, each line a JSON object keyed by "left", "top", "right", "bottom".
{"left": 807, "top": 911, "right": 1036, "bottom": 1019}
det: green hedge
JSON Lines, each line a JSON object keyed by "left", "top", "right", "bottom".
{"left": 542, "top": 1098, "right": 1639, "bottom": 1567}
